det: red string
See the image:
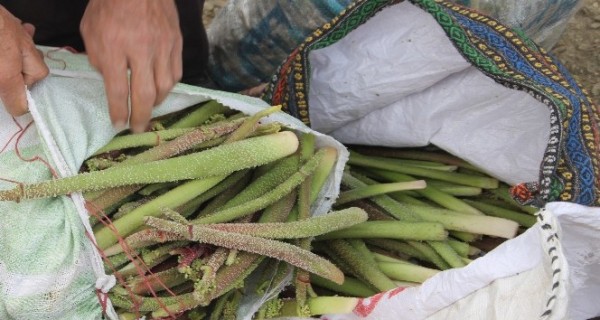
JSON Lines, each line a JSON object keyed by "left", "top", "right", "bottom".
{"left": 85, "top": 199, "right": 183, "bottom": 319}
{"left": 13, "top": 120, "right": 59, "bottom": 178}
{"left": 0, "top": 117, "right": 25, "bottom": 154}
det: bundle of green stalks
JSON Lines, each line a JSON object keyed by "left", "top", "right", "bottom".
{"left": 0, "top": 100, "right": 370, "bottom": 319}
{"left": 252, "top": 145, "right": 540, "bottom": 319}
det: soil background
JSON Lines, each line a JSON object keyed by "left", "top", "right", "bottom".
{"left": 203, "top": 0, "right": 599, "bottom": 104}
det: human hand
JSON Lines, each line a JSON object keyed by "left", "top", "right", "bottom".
{"left": 0, "top": 6, "right": 49, "bottom": 116}
{"left": 80, "top": 0, "right": 183, "bottom": 132}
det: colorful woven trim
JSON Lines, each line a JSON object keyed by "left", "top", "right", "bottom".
{"left": 262, "top": 0, "right": 600, "bottom": 207}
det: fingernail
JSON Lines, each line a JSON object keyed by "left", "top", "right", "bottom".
{"left": 113, "top": 121, "right": 126, "bottom": 131}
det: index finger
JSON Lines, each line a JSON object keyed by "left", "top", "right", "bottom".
{"left": 129, "top": 56, "right": 156, "bottom": 133}
{"left": 100, "top": 57, "right": 130, "bottom": 130}
{"left": 0, "top": 60, "right": 28, "bottom": 116}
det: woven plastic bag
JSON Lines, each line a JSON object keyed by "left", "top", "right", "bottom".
{"left": 262, "top": 0, "right": 600, "bottom": 319}
{"left": 0, "top": 47, "right": 348, "bottom": 320}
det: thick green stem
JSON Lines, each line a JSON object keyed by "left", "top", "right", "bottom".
{"left": 365, "top": 239, "right": 429, "bottom": 262}
{"left": 326, "top": 239, "right": 396, "bottom": 292}
{"left": 224, "top": 105, "right": 282, "bottom": 143}
{"left": 336, "top": 180, "right": 426, "bottom": 206}
{"left": 215, "top": 155, "right": 299, "bottom": 212}
{"left": 377, "top": 261, "right": 440, "bottom": 283}
{"left": 427, "top": 241, "right": 466, "bottom": 268}
{"left": 169, "top": 100, "right": 230, "bottom": 129}
{"left": 407, "top": 241, "right": 451, "bottom": 270}
{"left": 349, "top": 146, "right": 479, "bottom": 170}
{"left": 95, "top": 175, "right": 227, "bottom": 249}
{"left": 3, "top": 131, "right": 297, "bottom": 202}
{"left": 280, "top": 297, "right": 359, "bottom": 317}
{"left": 178, "top": 170, "right": 251, "bottom": 218}
{"left": 205, "top": 207, "right": 367, "bottom": 239}
{"left": 463, "top": 199, "right": 537, "bottom": 227}
{"left": 311, "top": 274, "right": 376, "bottom": 298}
{"left": 194, "top": 170, "right": 252, "bottom": 217}
{"left": 84, "top": 117, "right": 245, "bottom": 202}
{"left": 316, "top": 221, "right": 448, "bottom": 242}
{"left": 128, "top": 267, "right": 188, "bottom": 295}
{"left": 363, "top": 168, "right": 483, "bottom": 215}
{"left": 145, "top": 216, "right": 344, "bottom": 284}
{"left": 349, "top": 151, "right": 498, "bottom": 189}
{"left": 425, "top": 180, "right": 483, "bottom": 196}
{"left": 92, "top": 128, "right": 196, "bottom": 155}
{"left": 193, "top": 148, "right": 325, "bottom": 224}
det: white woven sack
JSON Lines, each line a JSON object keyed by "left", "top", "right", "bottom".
{"left": 0, "top": 47, "right": 347, "bottom": 320}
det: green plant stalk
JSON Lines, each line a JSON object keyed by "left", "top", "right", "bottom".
{"left": 349, "top": 151, "right": 498, "bottom": 189}
{"left": 377, "top": 261, "right": 440, "bottom": 283}
{"left": 224, "top": 105, "right": 282, "bottom": 144}
{"left": 311, "top": 274, "right": 377, "bottom": 298}
{"left": 117, "top": 241, "right": 186, "bottom": 277}
{"left": 335, "top": 180, "right": 427, "bottom": 206}
{"left": 363, "top": 168, "right": 483, "bottom": 215}
{"left": 365, "top": 239, "right": 429, "bottom": 262}
{"left": 427, "top": 241, "right": 466, "bottom": 268}
{"left": 463, "top": 199, "right": 537, "bottom": 227}
{"left": 215, "top": 154, "right": 299, "bottom": 212}
{"left": 204, "top": 289, "right": 234, "bottom": 320}
{"left": 257, "top": 191, "right": 297, "bottom": 223}
{"left": 280, "top": 296, "right": 359, "bottom": 317}
{"left": 103, "top": 229, "right": 183, "bottom": 256}
{"left": 407, "top": 241, "right": 451, "bottom": 270}
{"left": 389, "top": 192, "right": 430, "bottom": 206}
{"left": 346, "top": 173, "right": 487, "bottom": 241}
{"left": 359, "top": 181, "right": 519, "bottom": 238}
{"left": 85, "top": 157, "right": 121, "bottom": 171}
{"left": 84, "top": 117, "right": 246, "bottom": 202}
{"left": 109, "top": 285, "right": 196, "bottom": 312}
{"left": 316, "top": 221, "right": 448, "bottom": 242}
{"left": 313, "top": 243, "right": 361, "bottom": 279}
{"left": 178, "top": 170, "right": 251, "bottom": 218}
{"left": 224, "top": 289, "right": 245, "bottom": 319}
{"left": 112, "top": 198, "right": 155, "bottom": 221}
{"left": 199, "top": 252, "right": 264, "bottom": 305}
{"left": 169, "top": 100, "right": 230, "bottom": 129}
{"left": 295, "top": 135, "right": 315, "bottom": 313}
{"left": 341, "top": 172, "right": 420, "bottom": 222}
{"left": 193, "top": 148, "right": 325, "bottom": 224}
{"left": 351, "top": 199, "right": 395, "bottom": 221}
{"left": 447, "top": 239, "right": 471, "bottom": 257}
{"left": 204, "top": 208, "right": 367, "bottom": 239}
{"left": 95, "top": 175, "right": 227, "bottom": 249}
{"left": 137, "top": 182, "right": 179, "bottom": 197}
{"left": 129, "top": 267, "right": 188, "bottom": 295}
{"left": 145, "top": 216, "right": 344, "bottom": 284}
{"left": 92, "top": 128, "right": 196, "bottom": 155}
{"left": 424, "top": 180, "right": 483, "bottom": 196}
{"left": 326, "top": 239, "right": 396, "bottom": 291}
{"left": 349, "top": 146, "right": 480, "bottom": 170}
{"left": 5, "top": 131, "right": 296, "bottom": 202}
{"left": 195, "top": 170, "right": 252, "bottom": 216}
{"left": 371, "top": 252, "right": 411, "bottom": 264}
{"left": 104, "top": 251, "right": 137, "bottom": 271}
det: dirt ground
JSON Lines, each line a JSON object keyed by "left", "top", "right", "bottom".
{"left": 203, "top": 0, "right": 599, "bottom": 104}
